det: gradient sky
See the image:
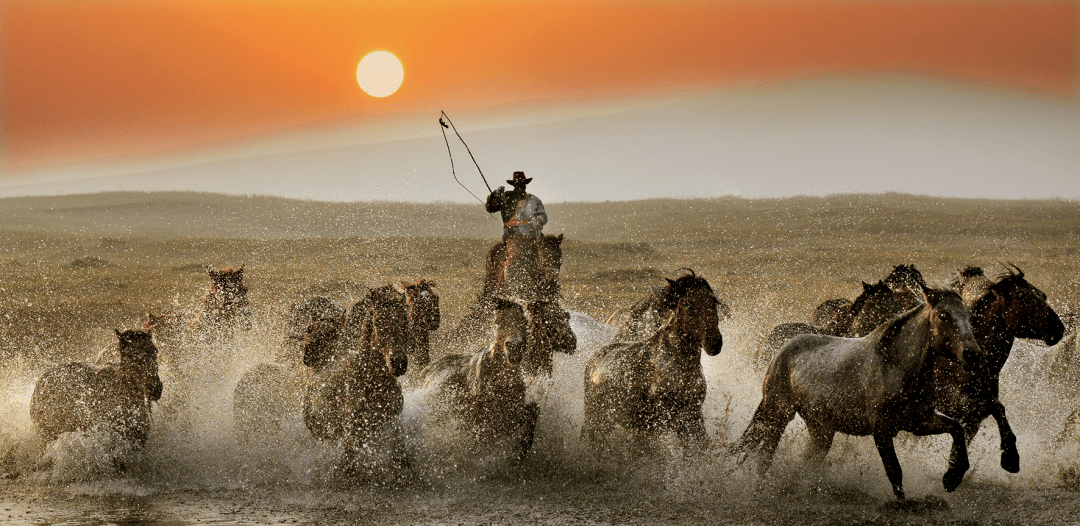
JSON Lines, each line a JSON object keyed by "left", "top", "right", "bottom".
{"left": 3, "top": 0, "right": 1076, "bottom": 177}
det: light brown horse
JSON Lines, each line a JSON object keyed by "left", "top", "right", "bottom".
{"left": 583, "top": 273, "right": 723, "bottom": 454}
{"left": 734, "top": 286, "right": 981, "bottom": 500}
{"left": 31, "top": 329, "right": 163, "bottom": 447}
{"left": 420, "top": 297, "right": 538, "bottom": 461}
{"left": 190, "top": 265, "right": 253, "bottom": 346}
{"left": 608, "top": 269, "right": 731, "bottom": 343}
{"left": 483, "top": 234, "right": 564, "bottom": 302}
{"left": 302, "top": 286, "right": 410, "bottom": 462}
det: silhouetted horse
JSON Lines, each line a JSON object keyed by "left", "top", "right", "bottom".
{"left": 232, "top": 296, "right": 346, "bottom": 440}
{"left": 400, "top": 279, "right": 440, "bottom": 370}
{"left": 935, "top": 264, "right": 1064, "bottom": 473}
{"left": 522, "top": 300, "right": 577, "bottom": 379}
{"left": 420, "top": 297, "right": 538, "bottom": 461}
{"left": 883, "top": 263, "right": 928, "bottom": 311}
{"left": 31, "top": 329, "right": 163, "bottom": 447}
{"left": 583, "top": 273, "right": 723, "bottom": 454}
{"left": 302, "top": 286, "right": 410, "bottom": 463}
{"left": 734, "top": 286, "right": 981, "bottom": 499}
{"left": 756, "top": 280, "right": 903, "bottom": 369}
{"left": 608, "top": 269, "right": 731, "bottom": 342}
{"left": 190, "top": 265, "right": 253, "bottom": 346}
{"left": 483, "top": 234, "right": 564, "bottom": 302}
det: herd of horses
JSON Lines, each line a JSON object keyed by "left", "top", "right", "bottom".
{"left": 24, "top": 233, "right": 1077, "bottom": 500}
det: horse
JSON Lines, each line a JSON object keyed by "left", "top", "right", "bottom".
{"left": 399, "top": 279, "right": 440, "bottom": 370}
{"left": 935, "top": 264, "right": 1064, "bottom": 473}
{"left": 482, "top": 234, "right": 564, "bottom": 302}
{"left": 755, "top": 280, "right": 903, "bottom": 369}
{"left": 733, "top": 285, "right": 981, "bottom": 500}
{"left": 190, "top": 265, "right": 253, "bottom": 346}
{"left": 302, "top": 286, "right": 410, "bottom": 463}
{"left": 608, "top": 268, "right": 731, "bottom": 343}
{"left": 231, "top": 296, "right": 346, "bottom": 441}
{"left": 582, "top": 273, "right": 723, "bottom": 454}
{"left": 31, "top": 329, "right": 163, "bottom": 448}
{"left": 420, "top": 297, "right": 538, "bottom": 461}
{"left": 522, "top": 299, "right": 578, "bottom": 379}
{"left": 883, "top": 263, "right": 928, "bottom": 311}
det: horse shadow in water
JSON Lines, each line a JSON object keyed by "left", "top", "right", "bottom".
{"left": 30, "top": 329, "right": 163, "bottom": 471}
{"left": 301, "top": 285, "right": 411, "bottom": 476}
{"left": 937, "top": 265, "right": 1063, "bottom": 471}
{"left": 605, "top": 268, "right": 731, "bottom": 343}
{"left": 482, "top": 234, "right": 564, "bottom": 302}
{"left": 419, "top": 298, "right": 539, "bottom": 464}
{"left": 756, "top": 280, "right": 902, "bottom": 371}
{"left": 733, "top": 285, "right": 981, "bottom": 500}
{"left": 583, "top": 273, "right": 723, "bottom": 458}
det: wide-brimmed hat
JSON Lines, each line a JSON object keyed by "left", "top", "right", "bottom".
{"left": 506, "top": 171, "right": 532, "bottom": 186}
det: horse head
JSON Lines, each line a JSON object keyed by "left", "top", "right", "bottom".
{"left": 301, "top": 316, "right": 344, "bottom": 368}
{"left": 493, "top": 298, "right": 529, "bottom": 366}
{"left": 884, "top": 264, "right": 927, "bottom": 311}
{"left": 922, "top": 286, "right": 981, "bottom": 370}
{"left": 115, "top": 328, "right": 163, "bottom": 402}
{"left": 367, "top": 286, "right": 411, "bottom": 377}
{"left": 205, "top": 264, "right": 252, "bottom": 329}
{"left": 977, "top": 264, "right": 1064, "bottom": 346}
{"left": 847, "top": 280, "right": 903, "bottom": 337}
{"left": 663, "top": 271, "right": 723, "bottom": 356}
{"left": 401, "top": 279, "right": 440, "bottom": 331}
{"left": 527, "top": 300, "right": 577, "bottom": 356}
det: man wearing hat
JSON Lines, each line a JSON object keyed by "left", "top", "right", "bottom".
{"left": 485, "top": 171, "right": 548, "bottom": 240}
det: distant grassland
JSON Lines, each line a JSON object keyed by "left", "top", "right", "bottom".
{"left": 1, "top": 192, "right": 1077, "bottom": 366}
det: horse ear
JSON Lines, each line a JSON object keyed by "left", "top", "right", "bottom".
{"left": 114, "top": 328, "right": 122, "bottom": 338}
{"left": 239, "top": 263, "right": 244, "bottom": 272}
{"left": 862, "top": 281, "right": 871, "bottom": 291}
{"left": 556, "top": 233, "right": 564, "bottom": 243}
{"left": 650, "top": 284, "right": 662, "bottom": 298}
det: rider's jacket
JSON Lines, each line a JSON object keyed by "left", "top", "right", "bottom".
{"left": 485, "top": 187, "right": 547, "bottom": 240}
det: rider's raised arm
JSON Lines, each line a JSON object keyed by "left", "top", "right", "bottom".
{"left": 485, "top": 186, "right": 506, "bottom": 213}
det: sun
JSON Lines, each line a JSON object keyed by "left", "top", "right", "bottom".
{"left": 356, "top": 51, "right": 404, "bottom": 98}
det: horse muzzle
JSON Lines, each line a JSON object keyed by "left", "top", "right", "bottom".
{"left": 389, "top": 353, "right": 409, "bottom": 377}
{"left": 505, "top": 338, "right": 526, "bottom": 364}
{"left": 703, "top": 334, "right": 723, "bottom": 356}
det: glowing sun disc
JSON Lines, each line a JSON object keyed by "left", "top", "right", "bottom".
{"left": 356, "top": 51, "right": 404, "bottom": 98}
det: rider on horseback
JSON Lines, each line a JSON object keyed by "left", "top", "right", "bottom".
{"left": 486, "top": 171, "right": 547, "bottom": 240}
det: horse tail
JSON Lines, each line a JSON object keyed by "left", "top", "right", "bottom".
{"left": 732, "top": 352, "right": 796, "bottom": 471}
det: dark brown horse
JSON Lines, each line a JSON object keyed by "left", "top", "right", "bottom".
{"left": 734, "top": 286, "right": 981, "bottom": 499}
{"left": 756, "top": 280, "right": 903, "bottom": 369}
{"left": 420, "top": 297, "right": 538, "bottom": 461}
{"left": 302, "top": 286, "right": 410, "bottom": 461}
{"left": 583, "top": 273, "right": 723, "bottom": 454}
{"left": 883, "top": 263, "right": 928, "bottom": 311}
{"left": 399, "top": 279, "right": 440, "bottom": 370}
{"left": 31, "top": 329, "right": 163, "bottom": 447}
{"left": 483, "top": 234, "right": 564, "bottom": 302}
{"left": 937, "top": 265, "right": 1064, "bottom": 473}
{"left": 609, "top": 269, "right": 731, "bottom": 343}
{"left": 522, "top": 300, "right": 578, "bottom": 379}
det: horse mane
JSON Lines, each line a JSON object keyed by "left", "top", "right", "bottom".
{"left": 992, "top": 263, "right": 1026, "bottom": 287}
{"left": 947, "top": 265, "right": 985, "bottom": 291}
{"left": 874, "top": 287, "right": 963, "bottom": 364}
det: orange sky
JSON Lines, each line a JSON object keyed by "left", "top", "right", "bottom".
{"left": 2, "top": 1, "right": 1077, "bottom": 172}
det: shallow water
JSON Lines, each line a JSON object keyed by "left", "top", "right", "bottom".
{"left": 4, "top": 315, "right": 1080, "bottom": 525}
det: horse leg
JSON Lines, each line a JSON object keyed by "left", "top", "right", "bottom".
{"left": 910, "top": 411, "right": 970, "bottom": 493}
{"left": 988, "top": 401, "right": 1019, "bottom": 473}
{"left": 483, "top": 242, "right": 507, "bottom": 299}
{"left": 803, "top": 422, "right": 835, "bottom": 467}
{"left": 676, "top": 407, "right": 710, "bottom": 455}
{"left": 873, "top": 433, "right": 906, "bottom": 499}
{"left": 518, "top": 401, "right": 540, "bottom": 462}
{"left": 732, "top": 379, "right": 795, "bottom": 473}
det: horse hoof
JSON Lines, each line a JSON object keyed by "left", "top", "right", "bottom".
{"left": 1001, "top": 449, "right": 1020, "bottom": 473}
{"left": 942, "top": 468, "right": 966, "bottom": 492}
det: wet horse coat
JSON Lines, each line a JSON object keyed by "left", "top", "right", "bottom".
{"left": 31, "top": 329, "right": 163, "bottom": 447}
{"left": 483, "top": 234, "right": 563, "bottom": 302}
{"left": 735, "top": 287, "right": 981, "bottom": 499}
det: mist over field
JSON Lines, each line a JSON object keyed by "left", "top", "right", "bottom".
{"left": 4, "top": 77, "right": 1078, "bottom": 203}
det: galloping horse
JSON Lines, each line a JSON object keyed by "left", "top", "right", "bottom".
{"left": 420, "top": 298, "right": 538, "bottom": 461}
{"left": 734, "top": 286, "right": 981, "bottom": 499}
{"left": 31, "top": 329, "right": 163, "bottom": 447}
{"left": 811, "top": 265, "right": 925, "bottom": 330}
{"left": 583, "top": 273, "right": 723, "bottom": 454}
{"left": 608, "top": 269, "right": 730, "bottom": 342}
{"left": 399, "top": 279, "right": 440, "bottom": 370}
{"left": 757, "top": 280, "right": 902, "bottom": 369}
{"left": 302, "top": 286, "right": 410, "bottom": 462}
{"left": 522, "top": 300, "right": 577, "bottom": 379}
{"left": 936, "top": 265, "right": 1063, "bottom": 472}
{"left": 190, "top": 265, "right": 253, "bottom": 346}
{"left": 483, "top": 234, "right": 564, "bottom": 302}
